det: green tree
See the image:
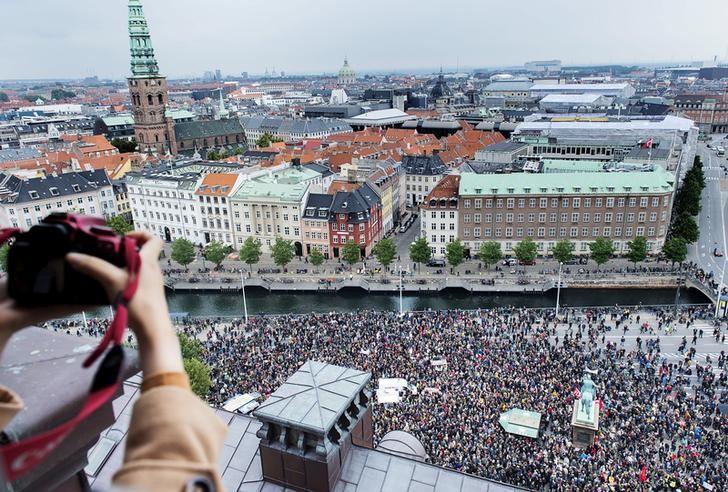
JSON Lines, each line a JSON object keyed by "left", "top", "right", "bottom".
{"left": 670, "top": 212, "right": 699, "bottom": 244}
{"left": 183, "top": 357, "right": 211, "bottom": 398}
{"left": 239, "top": 237, "right": 262, "bottom": 272}
{"left": 551, "top": 239, "right": 574, "bottom": 264}
{"left": 513, "top": 237, "right": 538, "bottom": 264}
{"left": 445, "top": 239, "right": 465, "bottom": 268}
{"left": 203, "top": 240, "right": 228, "bottom": 268}
{"left": 271, "top": 237, "right": 295, "bottom": 269}
{"left": 589, "top": 237, "right": 615, "bottom": 268}
{"left": 0, "top": 244, "right": 8, "bottom": 272}
{"left": 341, "top": 240, "right": 360, "bottom": 267}
{"left": 478, "top": 241, "right": 502, "bottom": 269}
{"left": 51, "top": 88, "right": 76, "bottom": 100}
{"left": 24, "top": 94, "right": 42, "bottom": 103}
{"left": 178, "top": 333, "right": 203, "bottom": 360}
{"left": 308, "top": 248, "right": 324, "bottom": 271}
{"left": 372, "top": 237, "right": 396, "bottom": 268}
{"left": 626, "top": 236, "right": 648, "bottom": 266}
{"left": 661, "top": 237, "right": 688, "bottom": 266}
{"left": 206, "top": 150, "right": 221, "bottom": 161}
{"left": 170, "top": 238, "right": 196, "bottom": 270}
{"left": 409, "top": 236, "right": 431, "bottom": 271}
{"left": 255, "top": 132, "right": 283, "bottom": 148}
{"left": 106, "top": 215, "right": 132, "bottom": 236}
{"left": 0, "top": 92, "right": 9, "bottom": 103}
{"left": 110, "top": 137, "right": 137, "bottom": 153}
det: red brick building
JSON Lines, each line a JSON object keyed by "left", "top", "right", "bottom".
{"left": 674, "top": 90, "right": 728, "bottom": 134}
{"left": 328, "top": 183, "right": 382, "bottom": 258}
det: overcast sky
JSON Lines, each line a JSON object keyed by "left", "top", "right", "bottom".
{"left": 2, "top": 0, "right": 728, "bottom": 80}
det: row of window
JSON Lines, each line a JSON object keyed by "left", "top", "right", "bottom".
{"left": 332, "top": 235, "right": 366, "bottom": 245}
{"left": 431, "top": 235, "right": 456, "bottom": 244}
{"left": 462, "top": 211, "right": 665, "bottom": 224}
{"left": 462, "top": 196, "right": 667, "bottom": 209}
{"left": 9, "top": 196, "right": 103, "bottom": 215}
{"left": 465, "top": 240, "right": 656, "bottom": 253}
{"left": 461, "top": 225, "right": 662, "bottom": 239}
{"left": 304, "top": 231, "right": 329, "bottom": 240}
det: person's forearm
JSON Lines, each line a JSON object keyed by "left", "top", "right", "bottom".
{"left": 135, "top": 318, "right": 184, "bottom": 377}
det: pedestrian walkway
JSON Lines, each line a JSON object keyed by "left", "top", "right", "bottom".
{"left": 659, "top": 352, "right": 721, "bottom": 362}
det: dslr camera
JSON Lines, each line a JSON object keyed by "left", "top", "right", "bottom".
{"left": 7, "top": 213, "right": 130, "bottom": 306}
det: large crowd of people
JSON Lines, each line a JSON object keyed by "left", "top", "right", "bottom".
{"left": 49, "top": 306, "right": 726, "bottom": 491}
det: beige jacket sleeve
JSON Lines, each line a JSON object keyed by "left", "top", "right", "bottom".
{"left": 112, "top": 386, "right": 227, "bottom": 492}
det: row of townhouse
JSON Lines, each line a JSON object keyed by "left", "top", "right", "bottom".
{"left": 421, "top": 166, "right": 676, "bottom": 258}
{"left": 126, "top": 161, "right": 335, "bottom": 252}
{"left": 0, "top": 169, "right": 116, "bottom": 229}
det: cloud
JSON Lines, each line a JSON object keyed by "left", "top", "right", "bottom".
{"left": 1, "top": 0, "right": 727, "bottom": 80}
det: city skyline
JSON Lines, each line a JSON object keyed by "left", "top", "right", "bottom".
{"left": 1, "top": 0, "right": 727, "bottom": 80}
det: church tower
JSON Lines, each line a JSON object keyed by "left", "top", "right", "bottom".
{"left": 127, "top": 0, "right": 176, "bottom": 154}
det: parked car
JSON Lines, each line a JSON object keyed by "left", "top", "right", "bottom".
{"left": 502, "top": 258, "right": 518, "bottom": 266}
{"left": 427, "top": 259, "right": 446, "bottom": 267}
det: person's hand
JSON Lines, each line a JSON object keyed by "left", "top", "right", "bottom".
{"left": 66, "top": 231, "right": 183, "bottom": 375}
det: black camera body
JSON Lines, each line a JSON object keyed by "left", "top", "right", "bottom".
{"left": 7, "top": 213, "right": 128, "bottom": 306}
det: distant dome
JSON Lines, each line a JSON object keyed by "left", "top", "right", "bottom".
{"left": 376, "top": 430, "right": 428, "bottom": 462}
{"left": 338, "top": 58, "right": 356, "bottom": 85}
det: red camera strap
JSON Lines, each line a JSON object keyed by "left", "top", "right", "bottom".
{"left": 0, "top": 233, "right": 141, "bottom": 481}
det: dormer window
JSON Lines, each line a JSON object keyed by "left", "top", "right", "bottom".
{"left": 72, "top": 184, "right": 81, "bottom": 192}
{"left": 29, "top": 191, "right": 39, "bottom": 199}
{"left": 49, "top": 188, "right": 59, "bottom": 196}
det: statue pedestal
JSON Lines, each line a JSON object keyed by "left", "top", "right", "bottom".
{"left": 571, "top": 401, "right": 600, "bottom": 449}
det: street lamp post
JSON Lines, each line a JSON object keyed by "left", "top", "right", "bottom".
{"left": 555, "top": 262, "right": 563, "bottom": 317}
{"left": 399, "top": 264, "right": 403, "bottom": 315}
{"left": 674, "top": 268, "right": 682, "bottom": 316}
{"left": 240, "top": 270, "right": 248, "bottom": 324}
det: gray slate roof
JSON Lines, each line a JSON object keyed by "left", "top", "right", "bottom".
{"left": 0, "top": 147, "right": 42, "bottom": 163}
{"left": 0, "top": 169, "right": 111, "bottom": 204}
{"left": 253, "top": 360, "right": 370, "bottom": 434}
{"left": 330, "top": 183, "right": 381, "bottom": 222}
{"left": 402, "top": 154, "right": 447, "bottom": 176}
{"left": 240, "top": 116, "right": 352, "bottom": 136}
{"left": 174, "top": 118, "right": 244, "bottom": 140}
{"left": 90, "top": 379, "right": 527, "bottom": 492}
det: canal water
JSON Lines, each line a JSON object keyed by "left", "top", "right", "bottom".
{"left": 162, "top": 287, "right": 709, "bottom": 316}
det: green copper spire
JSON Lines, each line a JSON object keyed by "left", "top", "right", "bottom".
{"left": 128, "top": 0, "right": 160, "bottom": 77}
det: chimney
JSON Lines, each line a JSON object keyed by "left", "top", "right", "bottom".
{"left": 255, "top": 361, "right": 372, "bottom": 492}
{"left": 292, "top": 157, "right": 301, "bottom": 168}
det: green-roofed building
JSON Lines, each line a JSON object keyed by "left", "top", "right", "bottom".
{"left": 456, "top": 168, "right": 675, "bottom": 257}
{"left": 230, "top": 166, "right": 327, "bottom": 253}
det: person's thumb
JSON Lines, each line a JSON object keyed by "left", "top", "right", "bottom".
{"left": 66, "top": 253, "right": 128, "bottom": 300}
